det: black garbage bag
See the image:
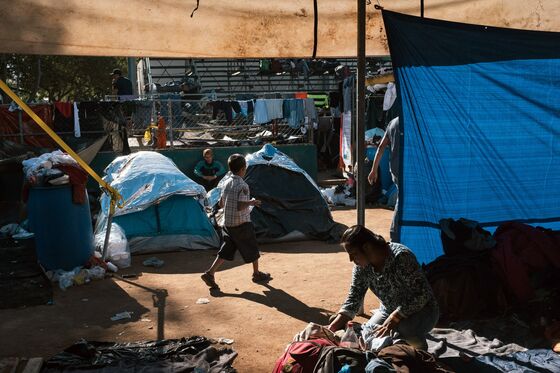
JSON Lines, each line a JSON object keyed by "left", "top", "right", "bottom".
{"left": 42, "top": 337, "right": 237, "bottom": 373}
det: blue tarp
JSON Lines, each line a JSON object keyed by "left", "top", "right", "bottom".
{"left": 383, "top": 11, "right": 560, "bottom": 264}
{"left": 96, "top": 151, "right": 219, "bottom": 252}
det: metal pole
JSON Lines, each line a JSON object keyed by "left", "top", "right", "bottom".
{"left": 102, "top": 199, "right": 116, "bottom": 260}
{"left": 421, "top": 0, "right": 424, "bottom": 17}
{"left": 168, "top": 99, "right": 174, "bottom": 148}
{"left": 127, "top": 58, "right": 138, "bottom": 95}
{"left": 18, "top": 110, "right": 24, "bottom": 144}
{"left": 356, "top": 0, "right": 366, "bottom": 226}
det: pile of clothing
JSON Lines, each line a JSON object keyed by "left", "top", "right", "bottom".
{"left": 274, "top": 322, "right": 453, "bottom": 373}
{"left": 21, "top": 150, "right": 88, "bottom": 204}
{"left": 428, "top": 316, "right": 560, "bottom": 372}
{"left": 424, "top": 218, "right": 560, "bottom": 364}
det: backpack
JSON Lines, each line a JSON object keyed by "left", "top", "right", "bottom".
{"left": 272, "top": 338, "right": 335, "bottom": 373}
{"left": 313, "top": 346, "right": 368, "bottom": 373}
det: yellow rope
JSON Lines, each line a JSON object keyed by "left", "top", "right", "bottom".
{"left": 0, "top": 80, "right": 124, "bottom": 208}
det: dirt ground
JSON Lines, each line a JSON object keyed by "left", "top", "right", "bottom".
{"left": 0, "top": 208, "right": 393, "bottom": 372}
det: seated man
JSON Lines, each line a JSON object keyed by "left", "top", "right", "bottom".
{"left": 194, "top": 148, "right": 226, "bottom": 191}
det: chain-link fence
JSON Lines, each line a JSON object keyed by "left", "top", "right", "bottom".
{"left": 102, "top": 95, "right": 315, "bottom": 149}
{"left": 0, "top": 95, "right": 318, "bottom": 153}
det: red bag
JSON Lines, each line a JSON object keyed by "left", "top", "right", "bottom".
{"left": 272, "top": 338, "right": 335, "bottom": 373}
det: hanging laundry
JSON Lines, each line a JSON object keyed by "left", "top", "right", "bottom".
{"left": 73, "top": 102, "right": 81, "bottom": 138}
{"left": 340, "top": 111, "right": 352, "bottom": 169}
{"left": 54, "top": 102, "right": 73, "bottom": 118}
{"left": 343, "top": 75, "right": 355, "bottom": 113}
{"left": 282, "top": 99, "right": 306, "bottom": 129}
{"left": 209, "top": 100, "right": 233, "bottom": 123}
{"left": 239, "top": 101, "right": 248, "bottom": 117}
{"left": 383, "top": 82, "right": 397, "bottom": 111}
{"left": 304, "top": 98, "right": 318, "bottom": 127}
{"left": 253, "top": 99, "right": 269, "bottom": 124}
{"left": 265, "top": 99, "right": 284, "bottom": 120}
{"left": 231, "top": 101, "right": 241, "bottom": 117}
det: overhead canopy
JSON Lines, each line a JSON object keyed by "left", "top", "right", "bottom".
{"left": 1, "top": 0, "right": 560, "bottom": 58}
{"left": 384, "top": 10, "right": 560, "bottom": 264}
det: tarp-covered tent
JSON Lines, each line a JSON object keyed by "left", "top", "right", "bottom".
{"left": 1, "top": 1, "right": 560, "bottom": 58}
{"left": 209, "top": 144, "right": 346, "bottom": 242}
{"left": 383, "top": 10, "right": 560, "bottom": 264}
{"left": 96, "top": 151, "right": 220, "bottom": 253}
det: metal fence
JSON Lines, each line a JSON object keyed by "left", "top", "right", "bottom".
{"left": 0, "top": 96, "right": 317, "bottom": 152}
{"left": 117, "top": 96, "right": 313, "bottom": 149}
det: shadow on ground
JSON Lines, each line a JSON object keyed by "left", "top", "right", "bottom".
{"left": 212, "top": 283, "right": 331, "bottom": 324}
{"left": 127, "top": 239, "right": 344, "bottom": 276}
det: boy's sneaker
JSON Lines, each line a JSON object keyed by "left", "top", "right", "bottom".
{"left": 252, "top": 271, "right": 272, "bottom": 283}
{"left": 201, "top": 272, "right": 219, "bottom": 289}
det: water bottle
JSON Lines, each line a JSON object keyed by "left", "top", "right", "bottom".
{"left": 340, "top": 321, "right": 360, "bottom": 349}
{"left": 338, "top": 364, "right": 352, "bottom": 373}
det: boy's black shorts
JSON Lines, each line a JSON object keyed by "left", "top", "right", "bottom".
{"left": 217, "top": 222, "right": 260, "bottom": 263}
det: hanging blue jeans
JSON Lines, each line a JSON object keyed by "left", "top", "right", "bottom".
{"left": 282, "top": 99, "right": 305, "bottom": 128}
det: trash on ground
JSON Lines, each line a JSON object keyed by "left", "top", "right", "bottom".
{"left": 51, "top": 265, "right": 107, "bottom": 290}
{"left": 196, "top": 298, "right": 210, "bottom": 304}
{"left": 142, "top": 257, "right": 165, "bottom": 268}
{"left": 111, "top": 311, "right": 133, "bottom": 321}
{"left": 105, "top": 262, "right": 118, "bottom": 272}
{"left": 217, "top": 338, "right": 234, "bottom": 345}
{"left": 94, "top": 223, "right": 131, "bottom": 269}
{"left": 0, "top": 223, "right": 34, "bottom": 239}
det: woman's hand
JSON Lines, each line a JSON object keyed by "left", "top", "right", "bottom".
{"left": 327, "top": 313, "right": 351, "bottom": 333}
{"left": 373, "top": 314, "right": 399, "bottom": 338}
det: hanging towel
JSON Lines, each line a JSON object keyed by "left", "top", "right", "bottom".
{"left": 304, "top": 98, "right": 318, "bottom": 126}
{"left": 253, "top": 99, "right": 269, "bottom": 124}
{"left": 73, "top": 102, "right": 81, "bottom": 138}
{"left": 383, "top": 82, "right": 397, "bottom": 111}
{"left": 265, "top": 99, "right": 284, "bottom": 120}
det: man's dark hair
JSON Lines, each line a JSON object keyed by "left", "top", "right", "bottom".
{"left": 340, "top": 225, "right": 388, "bottom": 251}
{"left": 228, "top": 154, "right": 246, "bottom": 174}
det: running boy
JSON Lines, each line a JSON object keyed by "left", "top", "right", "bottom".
{"left": 201, "top": 154, "right": 271, "bottom": 289}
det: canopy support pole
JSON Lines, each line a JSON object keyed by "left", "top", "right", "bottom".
{"left": 356, "top": 0, "right": 366, "bottom": 226}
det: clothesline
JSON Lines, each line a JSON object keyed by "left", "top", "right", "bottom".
{"left": 208, "top": 97, "right": 319, "bottom": 128}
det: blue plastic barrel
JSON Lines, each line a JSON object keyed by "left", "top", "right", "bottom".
{"left": 27, "top": 185, "right": 93, "bottom": 271}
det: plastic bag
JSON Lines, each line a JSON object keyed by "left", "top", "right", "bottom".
{"left": 57, "top": 266, "right": 82, "bottom": 290}
{"left": 87, "top": 266, "right": 106, "bottom": 280}
{"left": 94, "top": 223, "right": 131, "bottom": 269}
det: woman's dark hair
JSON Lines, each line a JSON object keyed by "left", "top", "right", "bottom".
{"left": 228, "top": 154, "right": 246, "bottom": 174}
{"left": 340, "top": 225, "right": 388, "bottom": 251}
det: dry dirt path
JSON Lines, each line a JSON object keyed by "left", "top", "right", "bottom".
{"left": 0, "top": 208, "right": 393, "bottom": 372}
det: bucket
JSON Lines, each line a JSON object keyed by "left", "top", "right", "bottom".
{"left": 27, "top": 185, "right": 93, "bottom": 271}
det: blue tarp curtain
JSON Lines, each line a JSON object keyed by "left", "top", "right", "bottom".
{"left": 383, "top": 10, "right": 560, "bottom": 264}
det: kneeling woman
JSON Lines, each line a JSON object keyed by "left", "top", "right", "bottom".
{"left": 328, "top": 225, "right": 438, "bottom": 350}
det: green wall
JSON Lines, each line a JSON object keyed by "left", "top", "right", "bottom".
{"left": 88, "top": 144, "right": 317, "bottom": 191}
